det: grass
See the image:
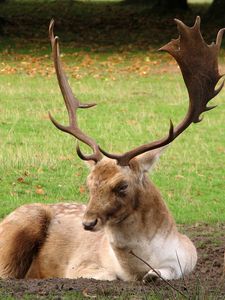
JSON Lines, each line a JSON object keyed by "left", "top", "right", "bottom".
{"left": 0, "top": 0, "right": 225, "bottom": 225}
{"left": 0, "top": 61, "right": 224, "bottom": 223}
{"left": 0, "top": 290, "right": 190, "bottom": 300}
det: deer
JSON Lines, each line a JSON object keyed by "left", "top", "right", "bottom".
{"left": 0, "top": 17, "right": 224, "bottom": 282}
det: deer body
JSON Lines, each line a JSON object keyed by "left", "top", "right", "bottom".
{"left": 0, "top": 17, "right": 224, "bottom": 281}
{"left": 0, "top": 157, "right": 197, "bottom": 280}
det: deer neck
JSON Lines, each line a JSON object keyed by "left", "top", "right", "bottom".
{"left": 103, "top": 179, "right": 176, "bottom": 280}
{"left": 105, "top": 179, "right": 176, "bottom": 251}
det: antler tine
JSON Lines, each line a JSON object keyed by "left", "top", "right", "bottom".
{"left": 100, "top": 16, "right": 224, "bottom": 166}
{"left": 48, "top": 20, "right": 102, "bottom": 163}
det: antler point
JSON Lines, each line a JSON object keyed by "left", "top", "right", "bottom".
{"left": 196, "top": 16, "right": 201, "bottom": 23}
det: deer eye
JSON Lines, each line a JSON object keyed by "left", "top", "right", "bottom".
{"left": 113, "top": 182, "right": 128, "bottom": 197}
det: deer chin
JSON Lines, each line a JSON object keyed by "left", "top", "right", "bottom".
{"left": 86, "top": 224, "right": 102, "bottom": 232}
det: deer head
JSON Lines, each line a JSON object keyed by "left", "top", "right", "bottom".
{"left": 49, "top": 17, "right": 224, "bottom": 231}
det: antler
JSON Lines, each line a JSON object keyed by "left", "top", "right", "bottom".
{"left": 48, "top": 19, "right": 102, "bottom": 163}
{"left": 100, "top": 16, "right": 224, "bottom": 166}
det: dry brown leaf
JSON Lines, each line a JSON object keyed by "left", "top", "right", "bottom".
{"left": 79, "top": 186, "right": 86, "bottom": 194}
{"left": 17, "top": 177, "right": 25, "bottom": 183}
{"left": 35, "top": 187, "right": 45, "bottom": 195}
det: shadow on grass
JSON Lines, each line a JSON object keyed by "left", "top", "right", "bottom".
{"left": 0, "top": 0, "right": 224, "bottom": 52}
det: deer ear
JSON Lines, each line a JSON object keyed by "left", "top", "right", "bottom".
{"left": 134, "top": 146, "right": 167, "bottom": 173}
{"left": 83, "top": 160, "right": 96, "bottom": 169}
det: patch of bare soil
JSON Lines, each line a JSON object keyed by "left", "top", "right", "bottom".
{"left": 0, "top": 223, "right": 224, "bottom": 299}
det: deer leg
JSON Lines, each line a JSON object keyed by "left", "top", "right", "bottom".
{"left": 66, "top": 263, "right": 117, "bottom": 281}
{"left": 142, "top": 267, "right": 176, "bottom": 283}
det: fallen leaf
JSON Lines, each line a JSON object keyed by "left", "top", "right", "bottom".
{"left": 35, "top": 187, "right": 45, "bottom": 195}
{"left": 79, "top": 186, "right": 86, "bottom": 194}
{"left": 17, "top": 177, "right": 25, "bottom": 183}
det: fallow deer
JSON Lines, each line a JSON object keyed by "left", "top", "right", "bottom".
{"left": 0, "top": 17, "right": 224, "bottom": 281}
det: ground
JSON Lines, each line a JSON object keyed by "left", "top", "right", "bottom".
{"left": 0, "top": 224, "right": 224, "bottom": 299}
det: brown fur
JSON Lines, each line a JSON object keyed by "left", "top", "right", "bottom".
{"left": 0, "top": 155, "right": 197, "bottom": 281}
{"left": 0, "top": 204, "right": 51, "bottom": 278}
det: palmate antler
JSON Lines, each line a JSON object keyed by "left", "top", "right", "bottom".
{"left": 100, "top": 17, "right": 225, "bottom": 165}
{"left": 49, "top": 17, "right": 224, "bottom": 166}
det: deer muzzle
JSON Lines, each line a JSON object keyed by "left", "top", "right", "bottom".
{"left": 82, "top": 218, "right": 98, "bottom": 231}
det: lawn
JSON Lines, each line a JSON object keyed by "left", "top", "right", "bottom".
{"left": 0, "top": 1, "right": 225, "bottom": 299}
{"left": 0, "top": 0, "right": 224, "bottom": 224}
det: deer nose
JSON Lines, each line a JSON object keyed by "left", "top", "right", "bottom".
{"left": 82, "top": 219, "right": 98, "bottom": 231}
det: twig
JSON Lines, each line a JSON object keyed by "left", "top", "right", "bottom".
{"left": 129, "top": 250, "right": 188, "bottom": 299}
{"left": 175, "top": 250, "right": 190, "bottom": 298}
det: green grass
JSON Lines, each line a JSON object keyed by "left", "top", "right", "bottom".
{"left": 0, "top": 290, "right": 190, "bottom": 300}
{"left": 0, "top": 60, "right": 224, "bottom": 223}
{"left": 0, "top": 0, "right": 225, "bottom": 224}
